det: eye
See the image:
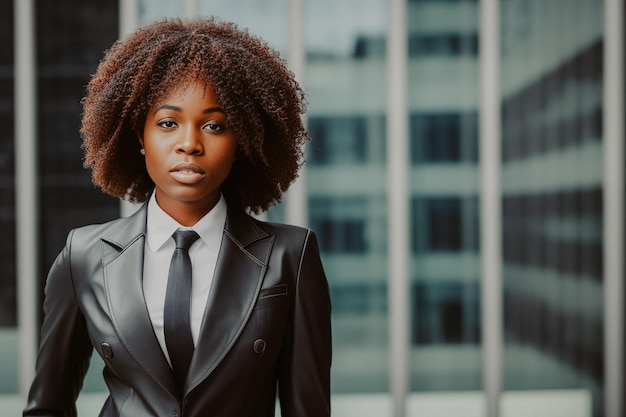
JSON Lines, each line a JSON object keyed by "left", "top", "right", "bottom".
{"left": 157, "top": 119, "right": 177, "bottom": 129}
{"left": 204, "top": 122, "right": 226, "bottom": 132}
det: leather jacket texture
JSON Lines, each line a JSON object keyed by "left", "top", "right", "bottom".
{"left": 24, "top": 204, "right": 332, "bottom": 417}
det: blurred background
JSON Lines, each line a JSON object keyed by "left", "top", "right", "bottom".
{"left": 1, "top": 0, "right": 624, "bottom": 416}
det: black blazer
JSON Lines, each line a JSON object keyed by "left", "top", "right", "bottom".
{"left": 24, "top": 204, "right": 331, "bottom": 417}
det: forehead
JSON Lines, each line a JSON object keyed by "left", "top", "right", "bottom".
{"left": 150, "top": 76, "right": 215, "bottom": 106}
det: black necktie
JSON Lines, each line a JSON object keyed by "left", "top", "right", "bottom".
{"left": 164, "top": 229, "right": 200, "bottom": 392}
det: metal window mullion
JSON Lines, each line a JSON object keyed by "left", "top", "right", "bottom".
{"left": 119, "top": 0, "right": 139, "bottom": 38}
{"left": 603, "top": 0, "right": 625, "bottom": 416}
{"left": 15, "top": 0, "right": 38, "bottom": 399}
{"left": 182, "top": 0, "right": 198, "bottom": 18}
{"left": 284, "top": 0, "right": 308, "bottom": 228}
{"left": 479, "top": 0, "right": 502, "bottom": 416}
{"left": 387, "top": 0, "right": 410, "bottom": 416}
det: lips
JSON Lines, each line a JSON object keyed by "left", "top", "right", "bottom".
{"left": 169, "top": 162, "right": 206, "bottom": 184}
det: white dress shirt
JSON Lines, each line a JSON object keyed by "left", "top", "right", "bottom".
{"left": 142, "top": 192, "right": 227, "bottom": 364}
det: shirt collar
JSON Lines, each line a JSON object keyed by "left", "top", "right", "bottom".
{"left": 146, "top": 192, "right": 227, "bottom": 253}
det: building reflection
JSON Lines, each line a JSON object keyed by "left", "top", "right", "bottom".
{"left": 501, "top": 1, "right": 605, "bottom": 414}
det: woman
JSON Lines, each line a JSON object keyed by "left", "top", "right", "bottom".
{"left": 24, "top": 18, "right": 331, "bottom": 417}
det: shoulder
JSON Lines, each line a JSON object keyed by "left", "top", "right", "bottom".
{"left": 226, "top": 210, "right": 320, "bottom": 256}
{"left": 247, "top": 213, "right": 314, "bottom": 244}
{"left": 67, "top": 204, "right": 148, "bottom": 252}
{"left": 258, "top": 218, "right": 309, "bottom": 238}
{"left": 249, "top": 215, "right": 324, "bottom": 265}
{"left": 70, "top": 216, "right": 130, "bottom": 240}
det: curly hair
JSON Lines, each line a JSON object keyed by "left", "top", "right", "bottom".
{"left": 81, "top": 17, "right": 308, "bottom": 214}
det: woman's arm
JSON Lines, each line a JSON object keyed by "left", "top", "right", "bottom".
{"left": 279, "top": 230, "right": 332, "bottom": 417}
{"left": 23, "top": 230, "right": 93, "bottom": 417}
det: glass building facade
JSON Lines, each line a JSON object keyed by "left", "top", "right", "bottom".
{"left": 2, "top": 0, "right": 624, "bottom": 416}
{"left": 500, "top": 1, "right": 606, "bottom": 415}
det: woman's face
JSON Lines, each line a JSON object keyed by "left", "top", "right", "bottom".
{"left": 140, "top": 79, "right": 237, "bottom": 225}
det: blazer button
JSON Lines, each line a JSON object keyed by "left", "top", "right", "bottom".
{"left": 101, "top": 343, "right": 113, "bottom": 359}
{"left": 253, "top": 339, "right": 266, "bottom": 354}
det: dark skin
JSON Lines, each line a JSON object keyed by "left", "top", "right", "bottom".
{"left": 138, "top": 79, "right": 237, "bottom": 226}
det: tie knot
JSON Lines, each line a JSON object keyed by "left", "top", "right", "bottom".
{"left": 172, "top": 229, "right": 200, "bottom": 251}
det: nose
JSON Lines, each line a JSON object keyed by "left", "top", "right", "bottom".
{"left": 176, "top": 127, "right": 203, "bottom": 155}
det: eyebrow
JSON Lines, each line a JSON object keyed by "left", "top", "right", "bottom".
{"left": 155, "top": 105, "right": 226, "bottom": 114}
{"left": 203, "top": 107, "right": 226, "bottom": 114}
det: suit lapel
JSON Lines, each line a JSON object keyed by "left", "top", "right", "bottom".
{"left": 186, "top": 209, "right": 274, "bottom": 395}
{"left": 101, "top": 204, "right": 178, "bottom": 399}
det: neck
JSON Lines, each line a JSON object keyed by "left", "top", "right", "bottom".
{"left": 155, "top": 193, "right": 221, "bottom": 227}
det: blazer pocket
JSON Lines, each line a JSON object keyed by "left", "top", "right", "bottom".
{"left": 254, "top": 284, "right": 289, "bottom": 310}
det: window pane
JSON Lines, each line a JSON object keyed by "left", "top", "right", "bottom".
{"left": 305, "top": 0, "right": 389, "bottom": 409}
{"left": 139, "top": 0, "right": 182, "bottom": 24}
{"left": 408, "top": 0, "right": 482, "bottom": 399}
{"left": 199, "top": 0, "right": 289, "bottom": 56}
{"left": 500, "top": 0, "right": 604, "bottom": 415}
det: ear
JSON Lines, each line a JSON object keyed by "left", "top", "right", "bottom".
{"left": 136, "top": 130, "right": 144, "bottom": 148}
